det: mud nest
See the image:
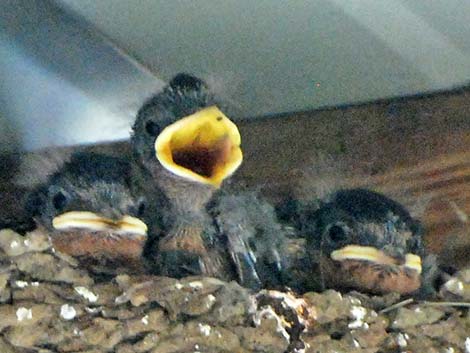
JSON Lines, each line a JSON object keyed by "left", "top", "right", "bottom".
{"left": 0, "top": 228, "right": 469, "bottom": 353}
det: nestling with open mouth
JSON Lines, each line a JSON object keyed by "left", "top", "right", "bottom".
{"left": 131, "top": 73, "right": 240, "bottom": 278}
{"left": 131, "top": 73, "right": 286, "bottom": 288}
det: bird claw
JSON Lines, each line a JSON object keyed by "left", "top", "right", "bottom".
{"left": 233, "top": 251, "right": 262, "bottom": 290}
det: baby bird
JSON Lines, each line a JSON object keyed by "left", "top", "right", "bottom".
{"left": 282, "top": 188, "right": 434, "bottom": 295}
{"left": 131, "top": 73, "right": 286, "bottom": 288}
{"left": 131, "top": 73, "right": 242, "bottom": 279}
{"left": 207, "top": 191, "right": 286, "bottom": 290}
{"left": 26, "top": 152, "right": 170, "bottom": 274}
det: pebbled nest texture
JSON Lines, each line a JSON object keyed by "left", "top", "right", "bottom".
{"left": 0, "top": 228, "right": 469, "bottom": 353}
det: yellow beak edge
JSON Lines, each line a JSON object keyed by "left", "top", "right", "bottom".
{"left": 52, "top": 211, "right": 148, "bottom": 237}
{"left": 155, "top": 106, "right": 243, "bottom": 188}
{"left": 331, "top": 245, "right": 422, "bottom": 274}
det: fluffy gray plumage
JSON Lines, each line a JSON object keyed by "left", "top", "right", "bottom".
{"left": 208, "top": 191, "right": 288, "bottom": 289}
{"left": 27, "top": 152, "right": 146, "bottom": 227}
{"left": 131, "top": 73, "right": 288, "bottom": 289}
{"left": 277, "top": 188, "right": 438, "bottom": 295}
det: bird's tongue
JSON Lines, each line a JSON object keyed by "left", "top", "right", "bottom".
{"left": 171, "top": 135, "right": 232, "bottom": 178}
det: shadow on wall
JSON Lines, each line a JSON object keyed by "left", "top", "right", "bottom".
{"left": 0, "top": 0, "right": 162, "bottom": 153}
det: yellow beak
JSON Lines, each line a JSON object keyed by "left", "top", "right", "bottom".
{"left": 330, "top": 245, "right": 422, "bottom": 274}
{"left": 52, "top": 211, "right": 148, "bottom": 237}
{"left": 155, "top": 106, "right": 243, "bottom": 188}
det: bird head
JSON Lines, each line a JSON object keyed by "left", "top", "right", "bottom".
{"left": 27, "top": 152, "right": 155, "bottom": 267}
{"left": 306, "top": 189, "right": 424, "bottom": 294}
{"left": 131, "top": 73, "right": 243, "bottom": 189}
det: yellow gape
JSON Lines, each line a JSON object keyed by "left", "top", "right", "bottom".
{"left": 155, "top": 106, "right": 243, "bottom": 187}
{"left": 52, "top": 211, "right": 148, "bottom": 237}
{"left": 331, "top": 245, "right": 422, "bottom": 274}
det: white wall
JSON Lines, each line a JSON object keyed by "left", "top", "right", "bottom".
{"left": 2, "top": 0, "right": 470, "bottom": 151}
{"left": 59, "top": 0, "right": 470, "bottom": 116}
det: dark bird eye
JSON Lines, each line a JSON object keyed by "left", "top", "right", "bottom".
{"left": 52, "top": 191, "right": 68, "bottom": 211}
{"left": 145, "top": 120, "right": 161, "bottom": 136}
{"left": 327, "top": 224, "right": 347, "bottom": 242}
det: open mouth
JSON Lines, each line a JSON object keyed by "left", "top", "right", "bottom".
{"left": 155, "top": 106, "right": 243, "bottom": 187}
{"left": 52, "top": 211, "right": 148, "bottom": 237}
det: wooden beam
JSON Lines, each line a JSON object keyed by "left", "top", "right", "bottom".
{"left": 234, "top": 85, "right": 470, "bottom": 268}
{"left": 2, "top": 85, "right": 470, "bottom": 267}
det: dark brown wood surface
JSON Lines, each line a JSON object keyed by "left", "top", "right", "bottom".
{"left": 234, "top": 86, "right": 470, "bottom": 267}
